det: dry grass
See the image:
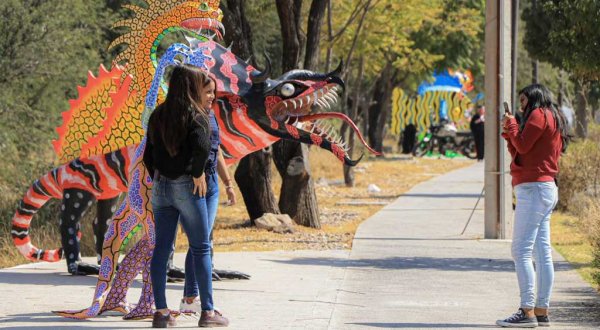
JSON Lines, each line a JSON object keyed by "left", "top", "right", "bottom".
{"left": 551, "top": 211, "right": 598, "bottom": 290}
{"left": 175, "top": 148, "right": 472, "bottom": 253}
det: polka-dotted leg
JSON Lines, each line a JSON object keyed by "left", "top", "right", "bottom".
{"left": 100, "top": 237, "right": 147, "bottom": 314}
{"left": 60, "top": 189, "right": 94, "bottom": 274}
{"left": 94, "top": 195, "right": 120, "bottom": 263}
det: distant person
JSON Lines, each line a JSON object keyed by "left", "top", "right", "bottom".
{"left": 496, "top": 84, "right": 570, "bottom": 328}
{"left": 401, "top": 123, "right": 417, "bottom": 154}
{"left": 470, "top": 105, "right": 485, "bottom": 161}
{"left": 439, "top": 99, "right": 449, "bottom": 122}
{"left": 144, "top": 65, "right": 229, "bottom": 328}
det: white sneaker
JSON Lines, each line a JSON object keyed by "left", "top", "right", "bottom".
{"left": 179, "top": 298, "right": 201, "bottom": 314}
{"left": 179, "top": 298, "right": 221, "bottom": 315}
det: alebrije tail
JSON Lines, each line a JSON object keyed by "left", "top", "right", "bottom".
{"left": 11, "top": 168, "right": 64, "bottom": 262}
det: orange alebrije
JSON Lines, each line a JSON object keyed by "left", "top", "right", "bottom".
{"left": 52, "top": 64, "right": 125, "bottom": 163}
{"left": 53, "top": 1, "right": 223, "bottom": 163}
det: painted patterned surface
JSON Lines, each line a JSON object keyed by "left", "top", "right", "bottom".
{"left": 53, "top": 1, "right": 223, "bottom": 164}
{"left": 391, "top": 88, "right": 473, "bottom": 134}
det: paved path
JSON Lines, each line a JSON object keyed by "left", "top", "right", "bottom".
{"left": 326, "top": 162, "right": 600, "bottom": 329}
{"left": 1, "top": 162, "right": 599, "bottom": 329}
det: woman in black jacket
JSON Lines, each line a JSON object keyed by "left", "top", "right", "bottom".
{"left": 144, "top": 65, "right": 228, "bottom": 328}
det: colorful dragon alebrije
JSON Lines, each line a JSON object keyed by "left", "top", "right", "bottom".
{"left": 11, "top": 1, "right": 224, "bottom": 275}
{"left": 10, "top": 0, "right": 378, "bottom": 321}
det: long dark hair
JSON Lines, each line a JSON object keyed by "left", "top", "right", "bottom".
{"left": 519, "top": 83, "right": 571, "bottom": 152}
{"left": 149, "top": 64, "right": 212, "bottom": 157}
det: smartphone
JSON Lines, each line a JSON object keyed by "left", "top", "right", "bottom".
{"left": 503, "top": 101, "right": 511, "bottom": 115}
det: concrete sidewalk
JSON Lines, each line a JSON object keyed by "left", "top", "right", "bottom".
{"left": 1, "top": 162, "right": 599, "bottom": 329}
{"left": 326, "top": 162, "right": 600, "bottom": 329}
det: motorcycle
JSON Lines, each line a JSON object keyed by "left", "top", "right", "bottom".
{"left": 412, "top": 121, "right": 477, "bottom": 159}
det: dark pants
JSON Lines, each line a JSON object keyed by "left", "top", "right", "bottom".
{"left": 472, "top": 126, "right": 484, "bottom": 160}
{"left": 150, "top": 174, "right": 213, "bottom": 311}
{"left": 184, "top": 171, "right": 219, "bottom": 298}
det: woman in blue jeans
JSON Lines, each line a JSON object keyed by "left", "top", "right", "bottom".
{"left": 497, "top": 84, "right": 570, "bottom": 328}
{"left": 179, "top": 109, "right": 237, "bottom": 314}
{"left": 144, "top": 65, "right": 228, "bottom": 328}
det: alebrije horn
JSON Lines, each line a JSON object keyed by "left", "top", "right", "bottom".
{"left": 250, "top": 52, "right": 271, "bottom": 84}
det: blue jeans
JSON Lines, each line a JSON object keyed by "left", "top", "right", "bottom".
{"left": 150, "top": 174, "right": 213, "bottom": 311}
{"left": 512, "top": 181, "right": 558, "bottom": 309}
{"left": 184, "top": 171, "right": 219, "bottom": 298}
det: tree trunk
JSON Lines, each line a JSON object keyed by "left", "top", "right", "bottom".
{"left": 590, "top": 96, "right": 599, "bottom": 124}
{"left": 273, "top": 141, "right": 320, "bottom": 228}
{"left": 343, "top": 56, "right": 364, "bottom": 186}
{"left": 234, "top": 148, "right": 280, "bottom": 222}
{"left": 304, "top": 0, "right": 328, "bottom": 70}
{"left": 532, "top": 59, "right": 539, "bottom": 84}
{"left": 368, "top": 61, "right": 395, "bottom": 154}
{"left": 274, "top": 0, "right": 326, "bottom": 228}
{"left": 557, "top": 71, "right": 566, "bottom": 108}
{"left": 589, "top": 85, "right": 599, "bottom": 124}
{"left": 276, "top": 0, "right": 303, "bottom": 71}
{"left": 325, "top": 0, "right": 333, "bottom": 72}
{"left": 575, "top": 78, "right": 589, "bottom": 139}
{"left": 222, "top": 0, "right": 280, "bottom": 221}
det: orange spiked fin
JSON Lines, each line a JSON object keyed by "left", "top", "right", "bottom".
{"left": 52, "top": 64, "right": 126, "bottom": 163}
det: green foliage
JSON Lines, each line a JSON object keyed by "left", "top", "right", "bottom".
{"left": 412, "top": 0, "right": 485, "bottom": 85}
{"left": 0, "top": 0, "right": 113, "bottom": 164}
{"left": 0, "top": 0, "right": 117, "bottom": 263}
{"left": 327, "top": 0, "right": 484, "bottom": 91}
{"left": 245, "top": 0, "right": 283, "bottom": 75}
{"left": 522, "top": 0, "right": 600, "bottom": 80}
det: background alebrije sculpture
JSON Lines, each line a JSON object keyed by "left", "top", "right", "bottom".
{"left": 391, "top": 89, "right": 473, "bottom": 134}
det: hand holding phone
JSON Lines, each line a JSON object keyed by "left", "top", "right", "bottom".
{"left": 503, "top": 101, "right": 511, "bottom": 115}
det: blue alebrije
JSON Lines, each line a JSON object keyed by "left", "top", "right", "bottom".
{"left": 147, "top": 217, "right": 156, "bottom": 245}
{"left": 129, "top": 170, "right": 143, "bottom": 214}
{"left": 134, "top": 141, "right": 145, "bottom": 158}
{"left": 89, "top": 302, "right": 100, "bottom": 316}
{"left": 105, "top": 222, "right": 116, "bottom": 242}
{"left": 100, "top": 258, "right": 112, "bottom": 279}
{"left": 119, "top": 214, "right": 138, "bottom": 239}
{"left": 96, "top": 282, "right": 108, "bottom": 299}
{"left": 187, "top": 46, "right": 211, "bottom": 69}
{"left": 143, "top": 43, "right": 190, "bottom": 126}
{"left": 142, "top": 43, "right": 213, "bottom": 127}
{"left": 114, "top": 201, "right": 127, "bottom": 217}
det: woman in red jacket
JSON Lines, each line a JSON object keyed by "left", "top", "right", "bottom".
{"left": 496, "top": 84, "right": 569, "bottom": 328}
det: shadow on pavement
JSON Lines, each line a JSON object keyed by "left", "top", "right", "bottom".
{"left": 550, "top": 287, "right": 600, "bottom": 328}
{"left": 400, "top": 193, "right": 484, "bottom": 199}
{"left": 347, "top": 322, "right": 496, "bottom": 328}
{"left": 0, "top": 272, "right": 98, "bottom": 286}
{"left": 267, "top": 257, "right": 584, "bottom": 273}
{"left": 0, "top": 271, "right": 188, "bottom": 290}
{"left": 0, "top": 312, "right": 150, "bottom": 329}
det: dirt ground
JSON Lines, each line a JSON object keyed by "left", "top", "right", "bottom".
{"left": 174, "top": 148, "right": 473, "bottom": 253}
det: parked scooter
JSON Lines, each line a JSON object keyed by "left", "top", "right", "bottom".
{"left": 412, "top": 120, "right": 476, "bottom": 159}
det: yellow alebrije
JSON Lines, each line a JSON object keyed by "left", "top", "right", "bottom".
{"left": 391, "top": 88, "right": 473, "bottom": 134}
